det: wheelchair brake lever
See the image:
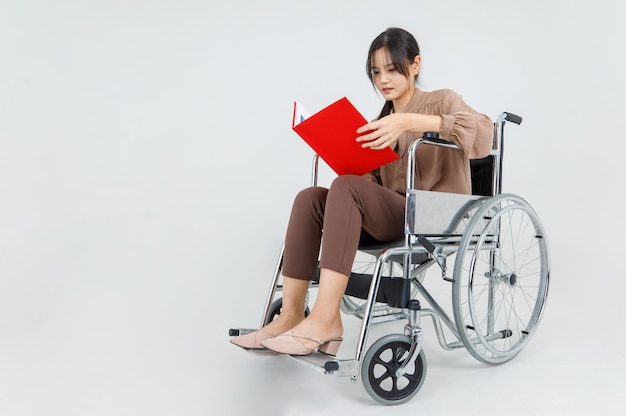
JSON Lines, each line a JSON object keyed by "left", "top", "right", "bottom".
{"left": 417, "top": 235, "right": 454, "bottom": 283}
{"left": 417, "top": 235, "right": 436, "bottom": 253}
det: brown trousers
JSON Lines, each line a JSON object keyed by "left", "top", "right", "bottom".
{"left": 282, "top": 174, "right": 406, "bottom": 280}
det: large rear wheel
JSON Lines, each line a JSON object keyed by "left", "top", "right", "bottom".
{"left": 452, "top": 194, "right": 550, "bottom": 364}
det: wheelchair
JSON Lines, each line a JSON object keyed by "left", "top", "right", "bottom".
{"left": 229, "top": 112, "right": 550, "bottom": 405}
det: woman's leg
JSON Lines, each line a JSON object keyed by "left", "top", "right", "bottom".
{"left": 263, "top": 175, "right": 405, "bottom": 353}
{"left": 261, "top": 276, "right": 309, "bottom": 336}
{"left": 264, "top": 186, "right": 329, "bottom": 335}
{"left": 231, "top": 187, "right": 328, "bottom": 349}
{"left": 287, "top": 268, "right": 348, "bottom": 340}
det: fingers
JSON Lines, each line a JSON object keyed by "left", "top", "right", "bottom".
{"left": 356, "top": 121, "right": 392, "bottom": 150}
{"left": 356, "top": 116, "right": 401, "bottom": 150}
{"left": 359, "top": 134, "right": 391, "bottom": 150}
{"left": 356, "top": 131, "right": 383, "bottom": 148}
{"left": 356, "top": 120, "right": 381, "bottom": 143}
{"left": 363, "top": 139, "right": 391, "bottom": 150}
{"left": 356, "top": 121, "right": 377, "bottom": 134}
{"left": 355, "top": 130, "right": 377, "bottom": 144}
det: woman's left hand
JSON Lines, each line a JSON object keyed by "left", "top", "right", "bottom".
{"left": 356, "top": 113, "right": 407, "bottom": 150}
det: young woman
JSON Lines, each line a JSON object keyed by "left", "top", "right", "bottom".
{"left": 231, "top": 27, "right": 493, "bottom": 356}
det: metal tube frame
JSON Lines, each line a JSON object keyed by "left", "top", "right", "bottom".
{"left": 252, "top": 113, "right": 517, "bottom": 380}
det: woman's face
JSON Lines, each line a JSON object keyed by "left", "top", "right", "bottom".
{"left": 371, "top": 48, "right": 420, "bottom": 109}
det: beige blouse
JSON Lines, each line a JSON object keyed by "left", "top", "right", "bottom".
{"left": 365, "top": 88, "right": 493, "bottom": 195}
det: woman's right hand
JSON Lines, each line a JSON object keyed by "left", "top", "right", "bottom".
{"left": 356, "top": 113, "right": 408, "bottom": 151}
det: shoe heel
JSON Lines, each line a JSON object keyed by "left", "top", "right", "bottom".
{"left": 317, "top": 339, "right": 342, "bottom": 356}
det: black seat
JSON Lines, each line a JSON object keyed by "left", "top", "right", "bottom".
{"left": 316, "top": 156, "right": 496, "bottom": 308}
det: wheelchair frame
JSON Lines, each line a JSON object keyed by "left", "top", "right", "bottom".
{"left": 230, "top": 112, "right": 550, "bottom": 405}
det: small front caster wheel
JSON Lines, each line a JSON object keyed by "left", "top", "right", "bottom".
{"left": 361, "top": 334, "right": 427, "bottom": 405}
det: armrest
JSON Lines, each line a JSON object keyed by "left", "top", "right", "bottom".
{"left": 420, "top": 132, "right": 456, "bottom": 147}
{"left": 403, "top": 132, "right": 464, "bottom": 237}
{"left": 405, "top": 132, "right": 462, "bottom": 191}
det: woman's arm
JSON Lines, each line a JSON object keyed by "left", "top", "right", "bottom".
{"left": 357, "top": 90, "right": 492, "bottom": 159}
{"left": 356, "top": 113, "right": 442, "bottom": 151}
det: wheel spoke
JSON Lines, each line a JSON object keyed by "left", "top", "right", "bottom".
{"left": 452, "top": 195, "right": 549, "bottom": 364}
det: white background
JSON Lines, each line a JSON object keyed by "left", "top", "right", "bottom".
{"left": 1, "top": 1, "right": 624, "bottom": 415}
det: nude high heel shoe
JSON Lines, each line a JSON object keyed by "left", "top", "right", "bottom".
{"left": 230, "top": 329, "right": 275, "bottom": 350}
{"left": 260, "top": 331, "right": 343, "bottom": 356}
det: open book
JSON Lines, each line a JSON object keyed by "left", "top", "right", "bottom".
{"left": 292, "top": 97, "right": 399, "bottom": 176}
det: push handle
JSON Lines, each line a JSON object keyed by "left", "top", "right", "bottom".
{"left": 504, "top": 112, "right": 522, "bottom": 125}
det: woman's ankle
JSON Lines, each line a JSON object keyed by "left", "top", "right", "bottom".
{"left": 292, "top": 314, "right": 343, "bottom": 338}
{"left": 263, "top": 313, "right": 305, "bottom": 335}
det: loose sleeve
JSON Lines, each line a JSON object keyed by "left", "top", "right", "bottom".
{"left": 438, "top": 90, "right": 493, "bottom": 159}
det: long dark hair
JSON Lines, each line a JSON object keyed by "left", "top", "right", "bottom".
{"left": 366, "top": 27, "right": 421, "bottom": 118}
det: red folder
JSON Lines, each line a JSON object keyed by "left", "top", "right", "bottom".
{"left": 292, "top": 97, "right": 400, "bottom": 176}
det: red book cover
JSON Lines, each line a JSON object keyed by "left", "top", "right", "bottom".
{"left": 292, "top": 97, "right": 400, "bottom": 176}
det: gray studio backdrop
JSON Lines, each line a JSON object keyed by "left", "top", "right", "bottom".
{"left": 1, "top": 1, "right": 624, "bottom": 415}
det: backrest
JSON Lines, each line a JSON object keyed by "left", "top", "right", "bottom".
{"left": 470, "top": 156, "right": 495, "bottom": 197}
{"left": 471, "top": 112, "right": 522, "bottom": 197}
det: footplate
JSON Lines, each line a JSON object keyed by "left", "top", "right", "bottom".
{"left": 290, "top": 352, "right": 359, "bottom": 378}
{"left": 228, "top": 328, "right": 282, "bottom": 356}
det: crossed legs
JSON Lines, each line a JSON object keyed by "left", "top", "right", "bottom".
{"left": 231, "top": 175, "right": 405, "bottom": 354}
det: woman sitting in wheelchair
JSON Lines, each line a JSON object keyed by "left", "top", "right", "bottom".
{"left": 231, "top": 27, "right": 493, "bottom": 356}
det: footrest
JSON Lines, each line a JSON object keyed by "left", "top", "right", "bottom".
{"left": 229, "top": 328, "right": 284, "bottom": 355}
{"left": 228, "top": 328, "right": 256, "bottom": 336}
{"left": 289, "top": 352, "right": 359, "bottom": 377}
